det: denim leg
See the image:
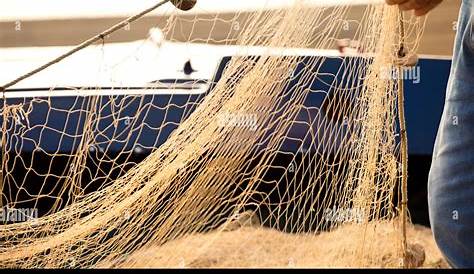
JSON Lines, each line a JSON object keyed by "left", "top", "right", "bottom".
{"left": 428, "top": 0, "right": 474, "bottom": 268}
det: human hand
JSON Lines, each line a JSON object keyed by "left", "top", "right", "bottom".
{"left": 385, "top": 0, "right": 443, "bottom": 16}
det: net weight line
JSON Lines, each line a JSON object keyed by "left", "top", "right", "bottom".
{"left": 396, "top": 10, "right": 409, "bottom": 269}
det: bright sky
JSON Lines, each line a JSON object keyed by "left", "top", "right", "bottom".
{"left": 0, "top": 0, "right": 383, "bottom": 21}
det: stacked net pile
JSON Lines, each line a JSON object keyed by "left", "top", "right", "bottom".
{"left": 0, "top": 0, "right": 433, "bottom": 268}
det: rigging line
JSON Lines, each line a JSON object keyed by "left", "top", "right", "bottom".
{"left": 396, "top": 9, "right": 409, "bottom": 268}
{"left": 0, "top": 0, "right": 171, "bottom": 92}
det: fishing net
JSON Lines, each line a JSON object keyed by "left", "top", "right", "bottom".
{"left": 0, "top": 0, "right": 434, "bottom": 268}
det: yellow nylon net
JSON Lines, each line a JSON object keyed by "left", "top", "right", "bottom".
{"left": 0, "top": 0, "right": 433, "bottom": 268}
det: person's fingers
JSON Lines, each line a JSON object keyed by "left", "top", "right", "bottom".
{"left": 399, "top": 0, "right": 428, "bottom": 11}
{"left": 399, "top": 1, "right": 415, "bottom": 11}
{"left": 386, "top": 0, "right": 442, "bottom": 16}
{"left": 385, "top": 0, "right": 409, "bottom": 5}
{"left": 413, "top": 0, "right": 443, "bottom": 16}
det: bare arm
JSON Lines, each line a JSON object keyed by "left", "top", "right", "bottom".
{"left": 385, "top": 0, "right": 443, "bottom": 16}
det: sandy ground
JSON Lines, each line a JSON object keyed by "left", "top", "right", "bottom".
{"left": 100, "top": 221, "right": 449, "bottom": 268}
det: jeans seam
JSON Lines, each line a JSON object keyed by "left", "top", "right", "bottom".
{"left": 470, "top": 13, "right": 474, "bottom": 51}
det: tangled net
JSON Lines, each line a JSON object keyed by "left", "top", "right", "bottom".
{"left": 0, "top": 0, "right": 430, "bottom": 268}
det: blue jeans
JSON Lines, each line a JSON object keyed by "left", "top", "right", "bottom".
{"left": 428, "top": 0, "right": 474, "bottom": 268}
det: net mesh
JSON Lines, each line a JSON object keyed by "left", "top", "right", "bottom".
{"left": 0, "top": 0, "right": 428, "bottom": 268}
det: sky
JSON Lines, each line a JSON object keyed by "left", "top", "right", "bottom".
{"left": 0, "top": 0, "right": 382, "bottom": 21}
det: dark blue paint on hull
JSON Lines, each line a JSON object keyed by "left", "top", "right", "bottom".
{"left": 1, "top": 56, "right": 451, "bottom": 156}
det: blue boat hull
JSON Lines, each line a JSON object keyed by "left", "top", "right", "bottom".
{"left": 0, "top": 55, "right": 451, "bottom": 156}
